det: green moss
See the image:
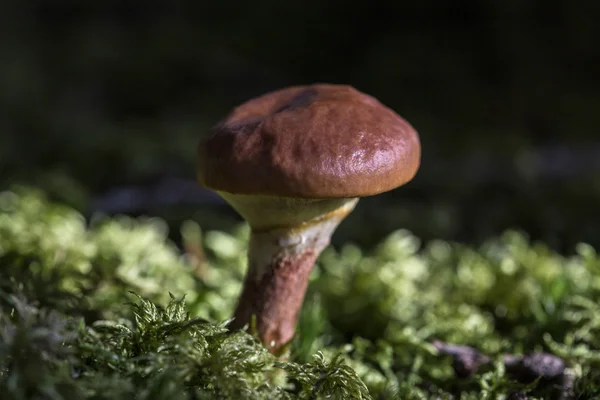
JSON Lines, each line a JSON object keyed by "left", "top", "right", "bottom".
{"left": 1, "top": 187, "right": 600, "bottom": 399}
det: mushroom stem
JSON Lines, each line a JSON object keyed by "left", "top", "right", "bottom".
{"left": 219, "top": 193, "right": 358, "bottom": 352}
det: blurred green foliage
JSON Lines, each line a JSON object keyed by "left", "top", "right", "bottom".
{"left": 2, "top": 187, "right": 600, "bottom": 398}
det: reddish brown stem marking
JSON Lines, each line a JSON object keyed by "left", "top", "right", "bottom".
{"left": 230, "top": 248, "right": 318, "bottom": 352}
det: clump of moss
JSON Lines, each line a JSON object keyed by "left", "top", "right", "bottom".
{"left": 0, "top": 186, "right": 199, "bottom": 315}
{"left": 1, "top": 186, "right": 600, "bottom": 399}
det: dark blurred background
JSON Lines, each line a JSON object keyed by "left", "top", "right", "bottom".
{"left": 1, "top": 1, "right": 599, "bottom": 251}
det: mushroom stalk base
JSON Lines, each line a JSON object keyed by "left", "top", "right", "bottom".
{"left": 226, "top": 197, "right": 358, "bottom": 352}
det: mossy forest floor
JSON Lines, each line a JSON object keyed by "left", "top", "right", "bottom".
{"left": 1, "top": 186, "right": 600, "bottom": 399}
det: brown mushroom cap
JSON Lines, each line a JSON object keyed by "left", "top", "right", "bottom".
{"left": 197, "top": 83, "right": 421, "bottom": 198}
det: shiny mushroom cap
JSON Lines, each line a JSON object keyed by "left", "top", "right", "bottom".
{"left": 197, "top": 83, "right": 421, "bottom": 199}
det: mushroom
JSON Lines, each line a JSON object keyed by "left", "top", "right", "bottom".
{"left": 196, "top": 84, "right": 420, "bottom": 352}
